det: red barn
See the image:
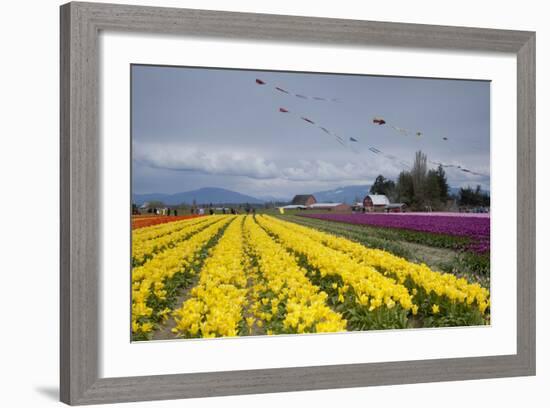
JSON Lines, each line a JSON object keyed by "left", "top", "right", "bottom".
{"left": 291, "top": 194, "right": 317, "bottom": 206}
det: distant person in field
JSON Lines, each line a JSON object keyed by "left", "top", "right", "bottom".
{"left": 174, "top": 209, "right": 178, "bottom": 216}
{"left": 209, "top": 208, "right": 214, "bottom": 215}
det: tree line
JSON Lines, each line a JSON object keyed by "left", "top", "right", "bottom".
{"left": 369, "top": 150, "right": 489, "bottom": 210}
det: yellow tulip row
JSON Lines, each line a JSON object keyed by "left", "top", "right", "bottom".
{"left": 243, "top": 216, "right": 347, "bottom": 334}
{"left": 256, "top": 215, "right": 414, "bottom": 312}
{"left": 132, "top": 215, "right": 209, "bottom": 241}
{"left": 132, "top": 216, "right": 204, "bottom": 238}
{"left": 132, "top": 215, "right": 220, "bottom": 265}
{"left": 265, "top": 216, "right": 490, "bottom": 315}
{"left": 172, "top": 217, "right": 248, "bottom": 338}
{"left": 131, "top": 215, "right": 234, "bottom": 335}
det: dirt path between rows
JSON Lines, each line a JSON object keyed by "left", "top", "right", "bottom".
{"left": 392, "top": 240, "right": 455, "bottom": 270}
{"left": 281, "top": 215, "right": 457, "bottom": 272}
{"left": 151, "top": 275, "right": 199, "bottom": 340}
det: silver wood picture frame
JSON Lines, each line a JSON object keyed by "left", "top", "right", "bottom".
{"left": 60, "top": 2, "right": 535, "bottom": 405}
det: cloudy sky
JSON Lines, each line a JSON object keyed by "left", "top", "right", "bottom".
{"left": 132, "top": 65, "right": 490, "bottom": 199}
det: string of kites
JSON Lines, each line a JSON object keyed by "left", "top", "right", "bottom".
{"left": 373, "top": 117, "right": 448, "bottom": 141}
{"left": 255, "top": 78, "right": 487, "bottom": 178}
{"left": 255, "top": 78, "right": 340, "bottom": 102}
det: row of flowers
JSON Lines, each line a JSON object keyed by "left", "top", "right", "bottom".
{"left": 243, "top": 216, "right": 347, "bottom": 334}
{"left": 132, "top": 214, "right": 203, "bottom": 230}
{"left": 131, "top": 215, "right": 234, "bottom": 337}
{"left": 301, "top": 213, "right": 490, "bottom": 254}
{"left": 255, "top": 216, "right": 415, "bottom": 314}
{"left": 132, "top": 215, "right": 218, "bottom": 266}
{"left": 263, "top": 215, "right": 490, "bottom": 320}
{"left": 132, "top": 215, "right": 204, "bottom": 239}
{"left": 172, "top": 217, "right": 248, "bottom": 338}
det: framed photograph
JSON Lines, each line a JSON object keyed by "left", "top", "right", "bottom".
{"left": 60, "top": 2, "right": 535, "bottom": 405}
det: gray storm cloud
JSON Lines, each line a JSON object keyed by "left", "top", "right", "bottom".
{"left": 134, "top": 143, "right": 389, "bottom": 183}
{"left": 134, "top": 144, "right": 280, "bottom": 179}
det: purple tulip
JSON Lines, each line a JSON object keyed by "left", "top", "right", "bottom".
{"left": 301, "top": 213, "right": 490, "bottom": 254}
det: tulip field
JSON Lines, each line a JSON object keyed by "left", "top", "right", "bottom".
{"left": 300, "top": 213, "right": 490, "bottom": 254}
{"left": 131, "top": 213, "right": 490, "bottom": 341}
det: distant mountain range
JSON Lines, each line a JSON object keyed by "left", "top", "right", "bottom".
{"left": 311, "top": 185, "right": 372, "bottom": 204}
{"left": 133, "top": 184, "right": 488, "bottom": 206}
{"left": 133, "top": 185, "right": 374, "bottom": 206}
{"left": 133, "top": 187, "right": 264, "bottom": 206}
